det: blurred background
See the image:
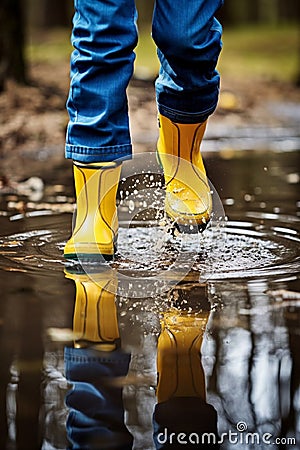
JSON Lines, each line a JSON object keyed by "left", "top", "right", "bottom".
{"left": 0, "top": 0, "right": 299, "bottom": 182}
{"left": 1, "top": 0, "right": 300, "bottom": 83}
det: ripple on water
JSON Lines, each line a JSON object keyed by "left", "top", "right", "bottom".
{"left": 0, "top": 214, "right": 67, "bottom": 274}
{"left": 0, "top": 212, "right": 299, "bottom": 284}
{"left": 196, "top": 223, "right": 300, "bottom": 281}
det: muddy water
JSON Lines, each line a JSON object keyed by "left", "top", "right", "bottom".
{"left": 0, "top": 149, "right": 299, "bottom": 449}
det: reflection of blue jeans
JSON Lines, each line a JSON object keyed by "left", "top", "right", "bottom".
{"left": 66, "top": 0, "right": 223, "bottom": 163}
{"left": 64, "top": 347, "right": 133, "bottom": 450}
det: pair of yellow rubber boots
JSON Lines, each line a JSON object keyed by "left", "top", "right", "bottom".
{"left": 64, "top": 115, "right": 212, "bottom": 261}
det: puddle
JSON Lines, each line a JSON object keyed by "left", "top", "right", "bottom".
{"left": 0, "top": 150, "right": 299, "bottom": 449}
{"left": 0, "top": 215, "right": 299, "bottom": 284}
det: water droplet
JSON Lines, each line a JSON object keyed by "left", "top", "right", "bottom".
{"left": 286, "top": 173, "right": 299, "bottom": 184}
{"left": 224, "top": 198, "right": 235, "bottom": 206}
{"left": 244, "top": 194, "right": 253, "bottom": 202}
{"left": 254, "top": 187, "right": 262, "bottom": 195}
{"left": 128, "top": 200, "right": 135, "bottom": 212}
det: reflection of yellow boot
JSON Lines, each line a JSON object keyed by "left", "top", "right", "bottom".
{"left": 156, "top": 308, "right": 210, "bottom": 403}
{"left": 65, "top": 268, "right": 120, "bottom": 351}
{"left": 157, "top": 114, "right": 212, "bottom": 233}
{"left": 64, "top": 161, "right": 121, "bottom": 261}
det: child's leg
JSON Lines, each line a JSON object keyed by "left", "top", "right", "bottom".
{"left": 65, "top": 0, "right": 138, "bottom": 164}
{"left": 153, "top": 0, "right": 223, "bottom": 232}
{"left": 64, "top": 0, "right": 137, "bottom": 260}
{"left": 152, "top": 0, "right": 223, "bottom": 124}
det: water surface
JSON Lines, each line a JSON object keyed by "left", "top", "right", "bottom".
{"left": 0, "top": 149, "right": 299, "bottom": 449}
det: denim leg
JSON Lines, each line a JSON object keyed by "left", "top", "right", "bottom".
{"left": 152, "top": 0, "right": 223, "bottom": 124}
{"left": 65, "top": 0, "right": 138, "bottom": 163}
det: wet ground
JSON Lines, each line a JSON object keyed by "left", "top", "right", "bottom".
{"left": 0, "top": 147, "right": 299, "bottom": 449}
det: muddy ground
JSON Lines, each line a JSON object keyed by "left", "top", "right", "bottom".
{"left": 0, "top": 60, "right": 299, "bottom": 186}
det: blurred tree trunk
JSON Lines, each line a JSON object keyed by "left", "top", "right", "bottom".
{"left": 215, "top": 0, "right": 298, "bottom": 25}
{"left": 279, "top": 0, "right": 297, "bottom": 21}
{"left": 0, "top": 0, "right": 27, "bottom": 92}
{"left": 248, "top": 0, "right": 260, "bottom": 23}
{"left": 217, "top": 0, "right": 234, "bottom": 26}
{"left": 39, "top": 0, "right": 73, "bottom": 27}
{"left": 136, "top": 0, "right": 154, "bottom": 25}
{"left": 295, "top": 2, "right": 300, "bottom": 86}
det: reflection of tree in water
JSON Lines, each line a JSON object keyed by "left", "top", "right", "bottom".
{"left": 0, "top": 274, "right": 44, "bottom": 450}
{"left": 281, "top": 305, "right": 300, "bottom": 444}
{"left": 205, "top": 281, "right": 300, "bottom": 447}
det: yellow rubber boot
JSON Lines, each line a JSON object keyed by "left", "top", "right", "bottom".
{"left": 64, "top": 161, "right": 121, "bottom": 261}
{"left": 65, "top": 268, "right": 120, "bottom": 351}
{"left": 156, "top": 308, "right": 210, "bottom": 403}
{"left": 157, "top": 114, "right": 212, "bottom": 233}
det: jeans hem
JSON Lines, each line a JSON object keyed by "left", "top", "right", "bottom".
{"left": 65, "top": 143, "right": 132, "bottom": 163}
{"left": 157, "top": 103, "right": 217, "bottom": 124}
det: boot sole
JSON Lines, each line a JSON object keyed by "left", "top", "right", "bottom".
{"left": 64, "top": 240, "right": 117, "bottom": 262}
{"left": 64, "top": 252, "right": 114, "bottom": 262}
{"left": 172, "top": 217, "right": 210, "bottom": 234}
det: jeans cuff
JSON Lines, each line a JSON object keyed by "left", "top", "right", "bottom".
{"left": 65, "top": 143, "right": 132, "bottom": 163}
{"left": 157, "top": 103, "right": 217, "bottom": 124}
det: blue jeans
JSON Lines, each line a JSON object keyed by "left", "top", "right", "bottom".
{"left": 66, "top": 0, "right": 223, "bottom": 163}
